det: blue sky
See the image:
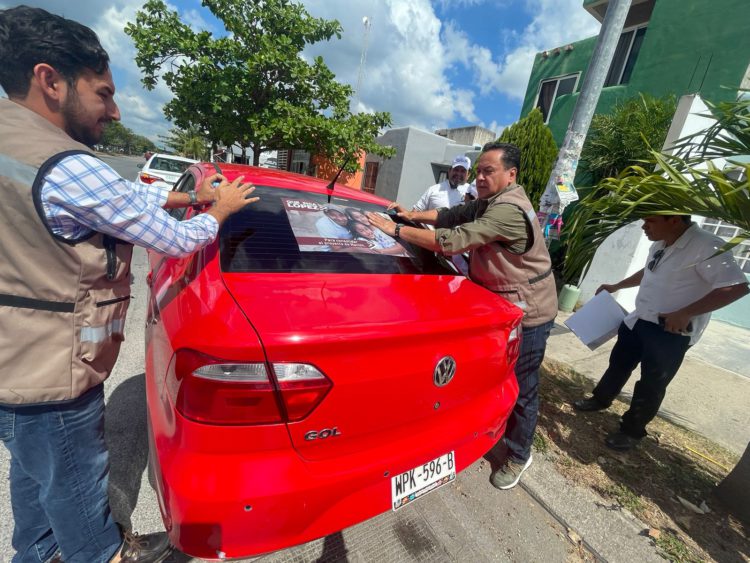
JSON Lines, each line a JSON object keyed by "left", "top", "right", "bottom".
{"left": 1, "top": 0, "right": 600, "bottom": 142}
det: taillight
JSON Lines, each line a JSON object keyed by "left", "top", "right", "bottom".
{"left": 139, "top": 172, "right": 165, "bottom": 184}
{"left": 274, "top": 363, "right": 331, "bottom": 422}
{"left": 167, "top": 350, "right": 331, "bottom": 425}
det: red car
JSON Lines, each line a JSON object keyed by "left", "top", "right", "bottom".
{"left": 145, "top": 162, "right": 523, "bottom": 559}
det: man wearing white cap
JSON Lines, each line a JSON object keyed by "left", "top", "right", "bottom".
{"left": 412, "top": 155, "right": 477, "bottom": 211}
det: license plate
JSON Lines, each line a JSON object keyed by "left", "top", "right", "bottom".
{"left": 391, "top": 451, "right": 456, "bottom": 511}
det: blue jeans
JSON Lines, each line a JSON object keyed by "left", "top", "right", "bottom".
{"left": 0, "top": 384, "right": 122, "bottom": 563}
{"left": 504, "top": 320, "right": 554, "bottom": 463}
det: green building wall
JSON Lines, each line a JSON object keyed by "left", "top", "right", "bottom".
{"left": 520, "top": 0, "right": 750, "bottom": 145}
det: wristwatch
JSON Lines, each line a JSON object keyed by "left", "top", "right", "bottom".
{"left": 187, "top": 189, "right": 198, "bottom": 206}
{"left": 394, "top": 224, "right": 402, "bottom": 239}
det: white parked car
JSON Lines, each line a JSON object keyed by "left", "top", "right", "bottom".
{"left": 135, "top": 153, "right": 198, "bottom": 188}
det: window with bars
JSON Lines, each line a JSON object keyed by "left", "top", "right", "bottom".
{"left": 363, "top": 162, "right": 379, "bottom": 194}
{"left": 699, "top": 219, "right": 750, "bottom": 274}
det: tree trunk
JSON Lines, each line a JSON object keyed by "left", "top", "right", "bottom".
{"left": 715, "top": 443, "right": 750, "bottom": 524}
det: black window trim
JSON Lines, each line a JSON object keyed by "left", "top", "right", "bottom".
{"left": 605, "top": 23, "right": 648, "bottom": 87}
{"left": 534, "top": 72, "right": 581, "bottom": 124}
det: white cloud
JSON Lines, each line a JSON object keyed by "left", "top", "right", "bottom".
{"left": 436, "top": 0, "right": 491, "bottom": 8}
{"left": 485, "top": 120, "right": 505, "bottom": 137}
{"left": 301, "top": 0, "right": 481, "bottom": 131}
{"left": 183, "top": 8, "right": 212, "bottom": 32}
{"left": 461, "top": 0, "right": 601, "bottom": 101}
{"left": 2, "top": 0, "right": 601, "bottom": 141}
{"left": 301, "top": 0, "right": 599, "bottom": 130}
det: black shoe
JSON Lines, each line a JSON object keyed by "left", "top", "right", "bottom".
{"left": 573, "top": 397, "right": 608, "bottom": 412}
{"left": 118, "top": 530, "right": 173, "bottom": 563}
{"left": 605, "top": 431, "right": 641, "bottom": 451}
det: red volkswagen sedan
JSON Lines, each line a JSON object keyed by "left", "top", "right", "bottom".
{"left": 145, "top": 162, "right": 523, "bottom": 559}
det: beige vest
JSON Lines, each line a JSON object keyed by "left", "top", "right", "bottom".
{"left": 470, "top": 184, "right": 558, "bottom": 327}
{"left": 0, "top": 99, "right": 132, "bottom": 405}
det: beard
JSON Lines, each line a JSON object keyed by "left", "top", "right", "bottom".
{"left": 61, "top": 88, "right": 105, "bottom": 147}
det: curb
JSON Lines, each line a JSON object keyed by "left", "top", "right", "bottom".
{"left": 521, "top": 455, "right": 662, "bottom": 562}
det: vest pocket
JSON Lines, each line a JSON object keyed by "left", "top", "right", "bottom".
{"left": 79, "top": 291, "right": 131, "bottom": 370}
{"left": 495, "top": 288, "right": 526, "bottom": 311}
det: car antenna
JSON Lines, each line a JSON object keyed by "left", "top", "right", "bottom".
{"left": 326, "top": 154, "right": 352, "bottom": 203}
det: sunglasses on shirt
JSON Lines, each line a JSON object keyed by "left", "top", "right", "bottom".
{"left": 647, "top": 249, "right": 665, "bottom": 271}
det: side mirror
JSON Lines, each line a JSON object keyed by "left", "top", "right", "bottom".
{"left": 137, "top": 163, "right": 144, "bottom": 169}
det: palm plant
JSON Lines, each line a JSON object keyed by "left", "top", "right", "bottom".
{"left": 563, "top": 94, "right": 750, "bottom": 285}
{"left": 159, "top": 125, "right": 210, "bottom": 160}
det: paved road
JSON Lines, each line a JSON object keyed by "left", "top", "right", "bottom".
{"left": 0, "top": 155, "right": 580, "bottom": 562}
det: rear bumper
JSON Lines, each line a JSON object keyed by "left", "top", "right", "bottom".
{"left": 148, "top": 373, "right": 519, "bottom": 559}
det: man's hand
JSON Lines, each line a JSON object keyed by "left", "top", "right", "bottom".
{"left": 366, "top": 212, "right": 397, "bottom": 237}
{"left": 387, "top": 202, "right": 420, "bottom": 222}
{"left": 195, "top": 173, "right": 224, "bottom": 205}
{"left": 596, "top": 284, "right": 618, "bottom": 295}
{"left": 207, "top": 175, "right": 259, "bottom": 225}
{"left": 660, "top": 310, "right": 693, "bottom": 334}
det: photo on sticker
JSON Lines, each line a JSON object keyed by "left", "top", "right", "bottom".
{"left": 282, "top": 198, "right": 410, "bottom": 256}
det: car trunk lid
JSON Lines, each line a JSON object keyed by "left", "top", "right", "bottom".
{"left": 222, "top": 272, "right": 523, "bottom": 461}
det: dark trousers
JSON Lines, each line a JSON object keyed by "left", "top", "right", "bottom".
{"left": 593, "top": 320, "right": 691, "bottom": 438}
{"left": 504, "top": 320, "right": 554, "bottom": 463}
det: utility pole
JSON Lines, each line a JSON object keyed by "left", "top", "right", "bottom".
{"left": 355, "top": 16, "right": 372, "bottom": 111}
{"left": 538, "top": 0, "right": 633, "bottom": 236}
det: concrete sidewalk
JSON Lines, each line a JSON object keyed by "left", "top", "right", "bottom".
{"left": 546, "top": 313, "right": 750, "bottom": 455}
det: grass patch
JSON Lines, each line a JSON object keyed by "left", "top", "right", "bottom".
{"left": 536, "top": 359, "right": 749, "bottom": 563}
{"left": 654, "top": 530, "right": 700, "bottom": 563}
{"left": 607, "top": 483, "right": 645, "bottom": 513}
{"left": 533, "top": 431, "right": 549, "bottom": 454}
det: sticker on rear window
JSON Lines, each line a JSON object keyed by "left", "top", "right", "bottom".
{"left": 282, "top": 198, "right": 410, "bottom": 257}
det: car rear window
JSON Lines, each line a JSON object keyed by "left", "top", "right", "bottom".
{"left": 150, "top": 157, "right": 193, "bottom": 174}
{"left": 220, "top": 187, "right": 458, "bottom": 275}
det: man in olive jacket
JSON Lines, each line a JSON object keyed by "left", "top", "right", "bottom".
{"left": 369, "top": 142, "right": 557, "bottom": 490}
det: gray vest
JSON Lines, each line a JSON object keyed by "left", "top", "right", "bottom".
{"left": 0, "top": 98, "right": 132, "bottom": 404}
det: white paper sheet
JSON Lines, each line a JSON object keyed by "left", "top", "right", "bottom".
{"left": 563, "top": 291, "right": 628, "bottom": 350}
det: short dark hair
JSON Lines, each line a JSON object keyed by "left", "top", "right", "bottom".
{"left": 0, "top": 6, "right": 110, "bottom": 98}
{"left": 343, "top": 207, "right": 364, "bottom": 219}
{"left": 481, "top": 142, "right": 521, "bottom": 174}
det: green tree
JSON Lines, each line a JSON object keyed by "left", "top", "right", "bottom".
{"left": 159, "top": 126, "right": 210, "bottom": 160}
{"left": 580, "top": 93, "right": 677, "bottom": 184}
{"left": 498, "top": 108, "right": 558, "bottom": 206}
{"left": 100, "top": 121, "right": 156, "bottom": 155}
{"left": 125, "top": 0, "right": 394, "bottom": 168}
{"left": 564, "top": 93, "right": 750, "bottom": 524}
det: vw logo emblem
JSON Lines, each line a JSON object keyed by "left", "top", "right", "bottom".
{"left": 433, "top": 356, "right": 456, "bottom": 387}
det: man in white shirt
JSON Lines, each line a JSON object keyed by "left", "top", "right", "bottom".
{"left": 412, "top": 155, "right": 477, "bottom": 211}
{"left": 407, "top": 155, "right": 476, "bottom": 274}
{"left": 573, "top": 215, "right": 749, "bottom": 450}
